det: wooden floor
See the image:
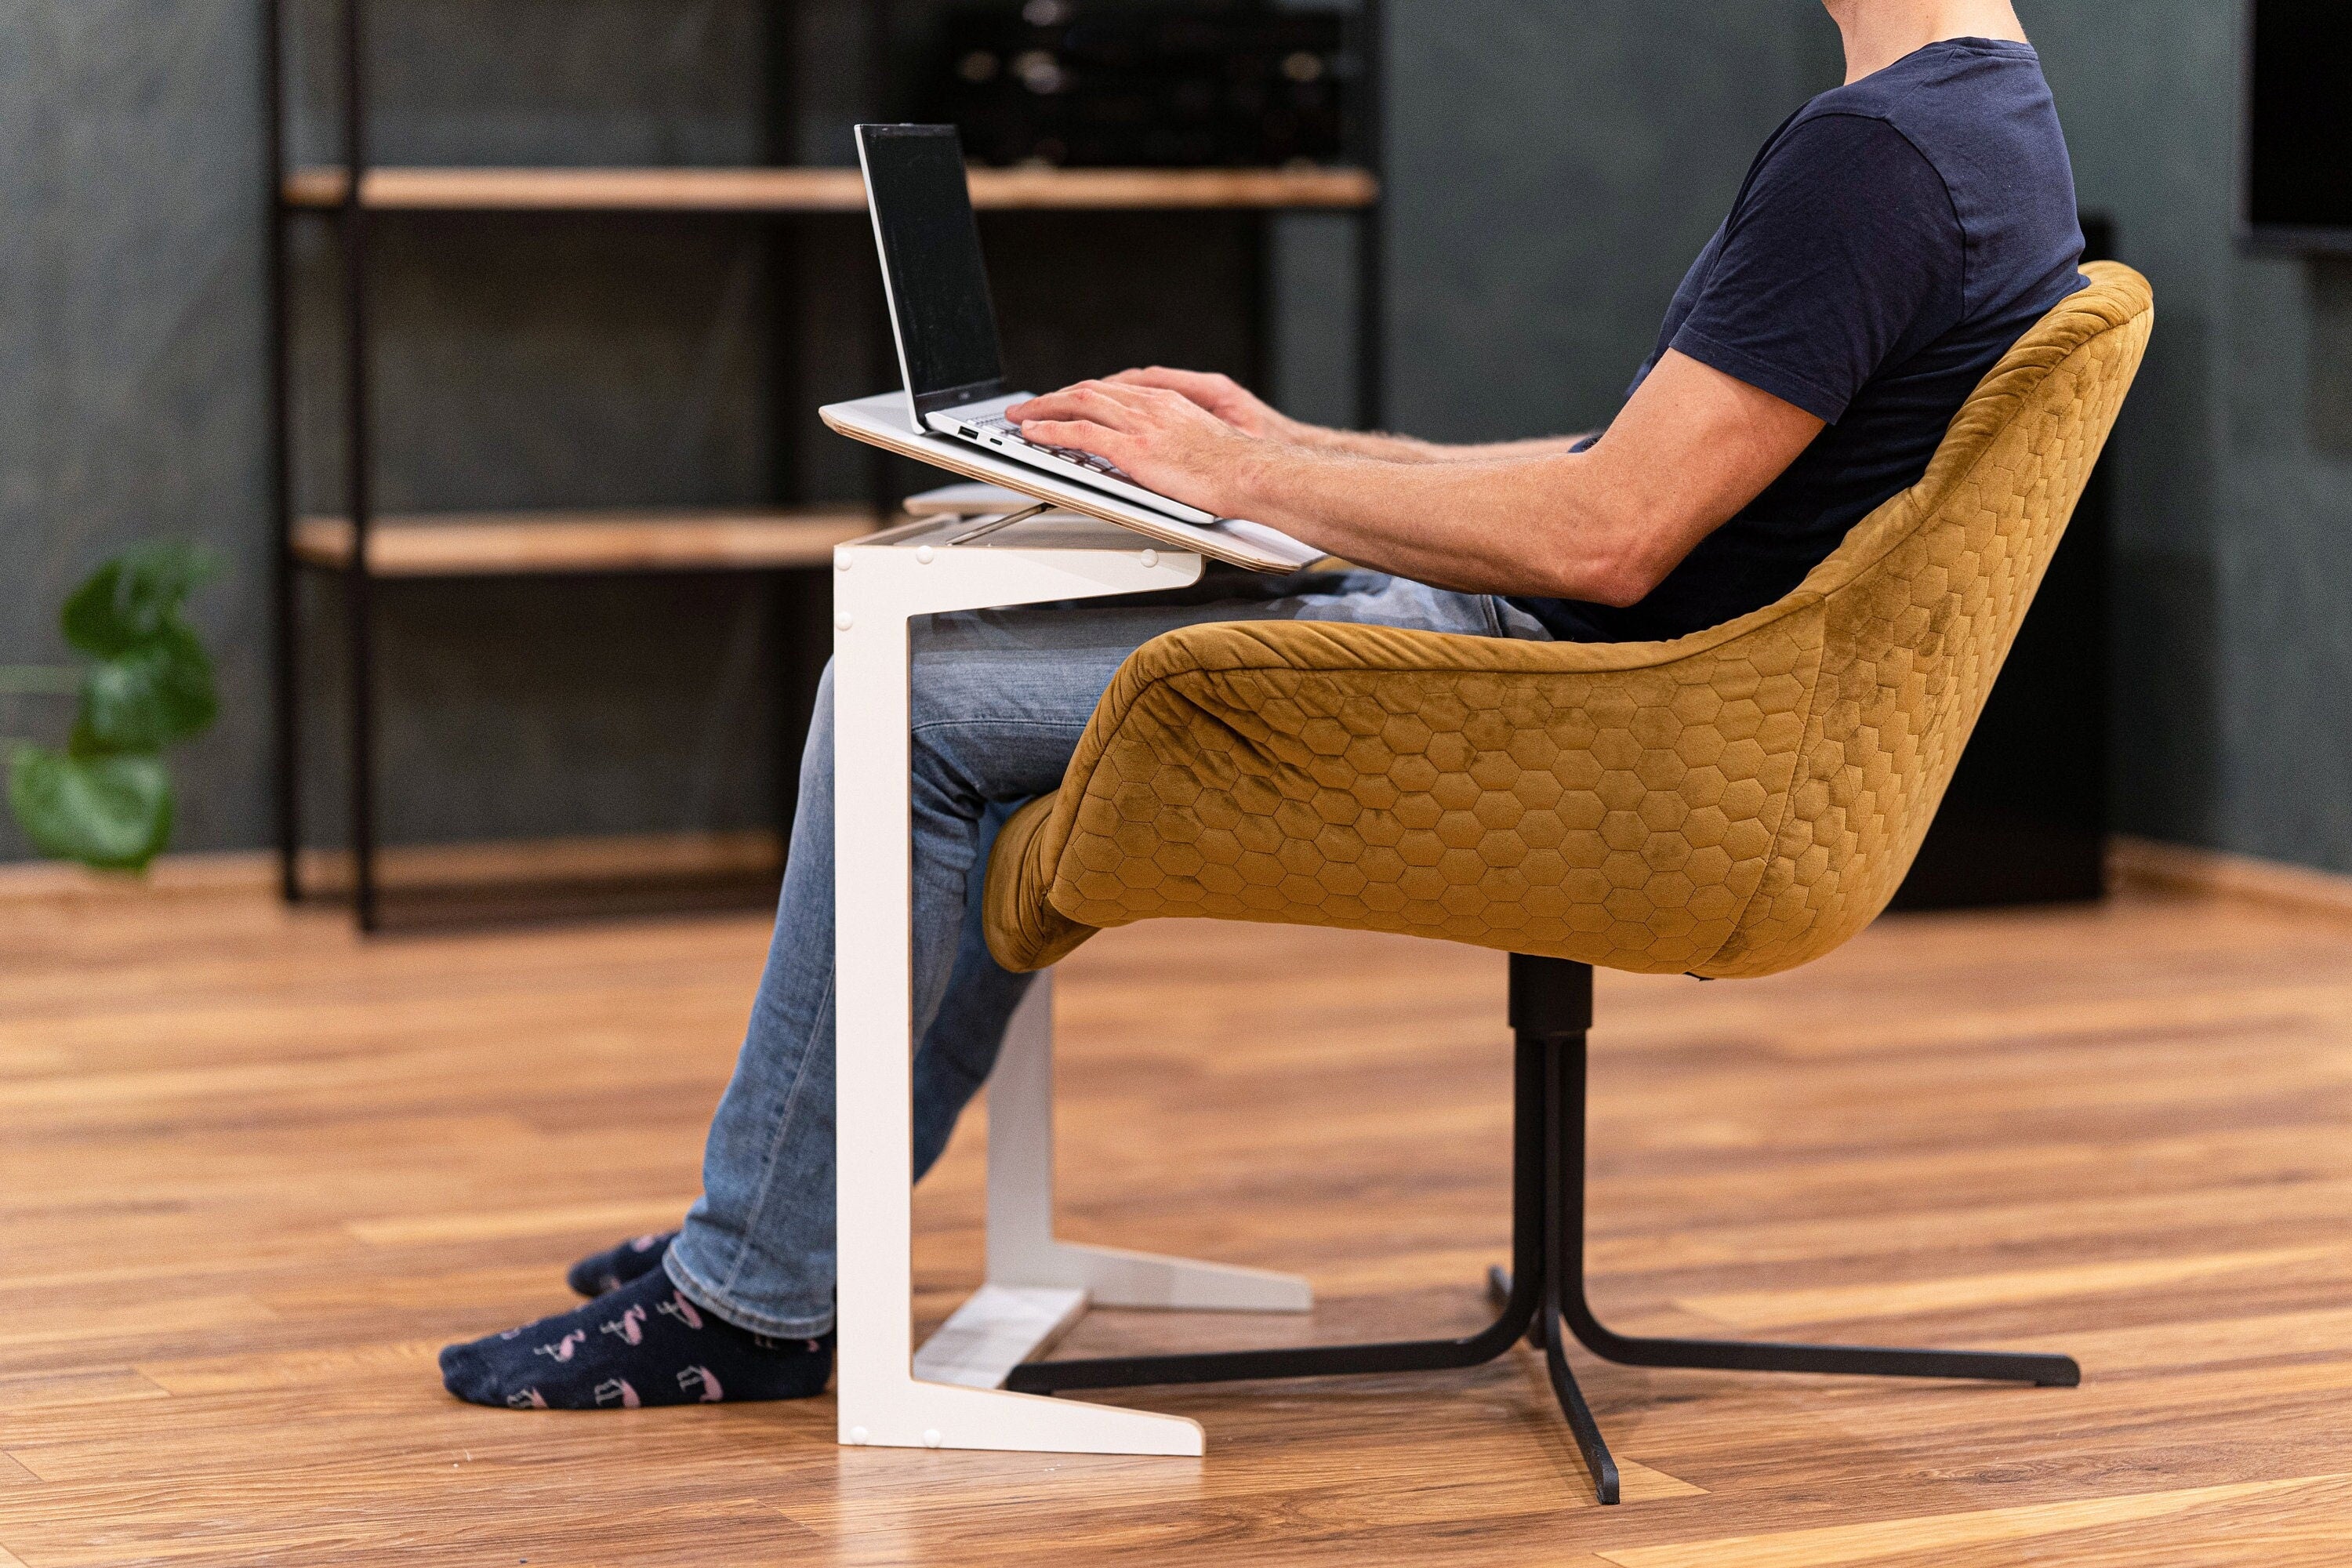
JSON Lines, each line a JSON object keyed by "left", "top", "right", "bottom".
{"left": 2, "top": 880, "right": 2350, "bottom": 1565}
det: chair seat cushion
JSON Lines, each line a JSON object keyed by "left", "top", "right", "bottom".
{"left": 983, "top": 613, "right": 1826, "bottom": 975}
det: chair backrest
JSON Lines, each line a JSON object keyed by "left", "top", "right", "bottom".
{"left": 1706, "top": 260, "right": 2151, "bottom": 974}
{"left": 983, "top": 263, "right": 2154, "bottom": 982}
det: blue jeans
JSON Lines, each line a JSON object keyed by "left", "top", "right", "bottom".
{"left": 662, "top": 569, "right": 1552, "bottom": 1335}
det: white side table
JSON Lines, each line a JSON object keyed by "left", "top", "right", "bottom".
{"left": 832, "top": 511, "right": 1312, "bottom": 1458}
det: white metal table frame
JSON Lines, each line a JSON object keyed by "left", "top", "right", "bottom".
{"left": 830, "top": 512, "right": 1312, "bottom": 1457}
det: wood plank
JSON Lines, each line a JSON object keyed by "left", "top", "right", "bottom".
{"left": 1677, "top": 1246, "right": 2346, "bottom": 1333}
{"left": 291, "top": 507, "right": 874, "bottom": 575}
{"left": 0, "top": 832, "right": 785, "bottom": 908}
{"left": 0, "top": 882, "right": 2348, "bottom": 1561}
{"left": 346, "top": 1197, "right": 695, "bottom": 1248}
{"left": 295, "top": 829, "right": 782, "bottom": 898}
{"left": 0, "top": 1370, "right": 171, "bottom": 1416}
{"left": 2111, "top": 833, "right": 2352, "bottom": 921}
{"left": 971, "top": 165, "right": 1377, "bottom": 210}
{"left": 281, "top": 164, "right": 1381, "bottom": 212}
{"left": 1595, "top": 1475, "right": 2343, "bottom": 1568}
{"left": 136, "top": 1342, "right": 447, "bottom": 1397}
{"left": 0, "top": 1297, "right": 274, "bottom": 1354}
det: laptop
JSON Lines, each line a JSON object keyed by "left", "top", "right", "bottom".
{"left": 855, "top": 122, "right": 1219, "bottom": 528}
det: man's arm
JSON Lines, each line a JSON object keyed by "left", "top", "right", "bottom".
{"left": 1104, "top": 367, "right": 1596, "bottom": 464}
{"left": 1007, "top": 349, "right": 1824, "bottom": 607}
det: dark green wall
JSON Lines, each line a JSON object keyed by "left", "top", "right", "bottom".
{"left": 1385, "top": 1, "right": 1838, "bottom": 441}
{"left": 7, "top": 2, "right": 2350, "bottom": 875}
{"left": 2029, "top": 0, "right": 2352, "bottom": 869}
{"left": 2, "top": 2, "right": 278, "bottom": 857}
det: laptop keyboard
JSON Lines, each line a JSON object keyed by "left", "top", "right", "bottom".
{"left": 968, "top": 415, "right": 1136, "bottom": 481}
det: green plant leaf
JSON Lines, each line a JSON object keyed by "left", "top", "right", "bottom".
{"left": 71, "top": 625, "right": 218, "bottom": 754}
{"left": 7, "top": 746, "right": 173, "bottom": 872}
{"left": 60, "top": 542, "right": 218, "bottom": 659}
{"left": 10, "top": 542, "right": 214, "bottom": 873}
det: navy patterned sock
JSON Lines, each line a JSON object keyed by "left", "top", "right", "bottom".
{"left": 439, "top": 1266, "right": 832, "bottom": 1410}
{"left": 565, "top": 1230, "right": 678, "bottom": 1298}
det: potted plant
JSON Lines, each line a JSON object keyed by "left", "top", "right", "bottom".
{"left": 2, "top": 543, "right": 220, "bottom": 873}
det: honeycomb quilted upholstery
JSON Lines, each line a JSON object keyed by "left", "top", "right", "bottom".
{"left": 985, "top": 263, "right": 2154, "bottom": 979}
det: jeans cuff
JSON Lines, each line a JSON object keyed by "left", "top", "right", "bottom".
{"left": 662, "top": 1245, "right": 837, "bottom": 1340}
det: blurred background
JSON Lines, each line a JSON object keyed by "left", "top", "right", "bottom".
{"left": 2, "top": 0, "right": 2346, "bottom": 909}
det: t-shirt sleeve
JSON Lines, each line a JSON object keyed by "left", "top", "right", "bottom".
{"left": 1668, "top": 113, "right": 1962, "bottom": 423}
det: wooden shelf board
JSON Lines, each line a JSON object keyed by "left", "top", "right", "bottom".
{"left": 281, "top": 164, "right": 1378, "bottom": 213}
{"left": 292, "top": 508, "right": 879, "bottom": 576}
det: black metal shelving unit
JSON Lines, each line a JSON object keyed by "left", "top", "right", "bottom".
{"left": 265, "top": 0, "right": 1388, "bottom": 931}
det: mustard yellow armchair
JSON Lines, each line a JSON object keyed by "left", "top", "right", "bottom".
{"left": 985, "top": 262, "right": 2154, "bottom": 1502}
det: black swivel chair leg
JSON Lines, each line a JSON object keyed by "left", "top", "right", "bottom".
{"left": 1007, "top": 954, "right": 2078, "bottom": 1507}
{"left": 1539, "top": 1011, "right": 1620, "bottom": 1503}
{"left": 1495, "top": 955, "right": 2080, "bottom": 1388}
{"left": 1544, "top": 971, "right": 2081, "bottom": 1387}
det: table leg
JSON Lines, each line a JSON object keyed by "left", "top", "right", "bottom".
{"left": 829, "top": 537, "right": 1207, "bottom": 1456}
{"left": 983, "top": 973, "right": 1314, "bottom": 1312}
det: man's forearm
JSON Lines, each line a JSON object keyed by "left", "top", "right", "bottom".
{"left": 1286, "top": 423, "right": 1599, "bottom": 464}
{"left": 1014, "top": 350, "right": 1822, "bottom": 612}
{"left": 1225, "top": 442, "right": 1632, "bottom": 602}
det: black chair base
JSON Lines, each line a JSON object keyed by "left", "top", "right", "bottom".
{"left": 1004, "top": 955, "right": 2080, "bottom": 1504}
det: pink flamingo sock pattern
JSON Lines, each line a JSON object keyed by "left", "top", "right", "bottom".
{"left": 566, "top": 1230, "right": 680, "bottom": 1298}
{"left": 440, "top": 1265, "right": 832, "bottom": 1411}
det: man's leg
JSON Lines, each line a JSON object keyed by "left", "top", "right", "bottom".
{"left": 439, "top": 571, "right": 1548, "bottom": 1408}
{"left": 559, "top": 810, "right": 1019, "bottom": 1306}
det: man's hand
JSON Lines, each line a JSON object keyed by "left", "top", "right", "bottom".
{"left": 1098, "top": 365, "right": 1591, "bottom": 465}
{"left": 1004, "top": 379, "right": 1266, "bottom": 516}
{"left": 1100, "top": 367, "right": 1305, "bottom": 443}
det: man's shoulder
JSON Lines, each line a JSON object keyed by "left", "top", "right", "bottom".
{"left": 1762, "top": 40, "right": 2058, "bottom": 202}
{"left": 1805, "top": 42, "right": 2053, "bottom": 143}
{"left": 1806, "top": 38, "right": 2047, "bottom": 114}
{"left": 1751, "top": 103, "right": 1945, "bottom": 203}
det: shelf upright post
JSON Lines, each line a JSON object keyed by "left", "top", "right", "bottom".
{"left": 263, "top": 0, "right": 301, "bottom": 903}
{"left": 763, "top": 0, "right": 816, "bottom": 863}
{"left": 861, "top": 0, "right": 898, "bottom": 518}
{"left": 340, "top": 0, "right": 381, "bottom": 930}
{"left": 1248, "top": 202, "right": 1273, "bottom": 412}
{"left": 1354, "top": 0, "right": 1387, "bottom": 433}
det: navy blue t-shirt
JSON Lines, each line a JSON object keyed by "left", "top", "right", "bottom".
{"left": 1514, "top": 38, "right": 2087, "bottom": 643}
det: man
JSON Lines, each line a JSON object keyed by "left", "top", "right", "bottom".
{"left": 440, "top": 0, "right": 2085, "bottom": 1410}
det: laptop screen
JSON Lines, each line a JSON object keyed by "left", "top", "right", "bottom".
{"left": 857, "top": 125, "right": 1006, "bottom": 421}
